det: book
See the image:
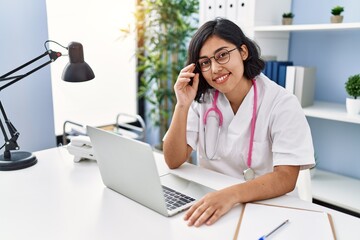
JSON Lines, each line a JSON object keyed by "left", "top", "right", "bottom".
{"left": 264, "top": 61, "right": 275, "bottom": 80}
{"left": 285, "top": 66, "right": 296, "bottom": 93}
{"left": 234, "top": 203, "right": 336, "bottom": 240}
{"left": 278, "top": 64, "right": 295, "bottom": 88}
{"left": 294, "top": 67, "right": 316, "bottom": 107}
{"left": 272, "top": 61, "right": 293, "bottom": 84}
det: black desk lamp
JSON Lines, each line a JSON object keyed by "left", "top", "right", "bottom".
{"left": 0, "top": 40, "right": 95, "bottom": 171}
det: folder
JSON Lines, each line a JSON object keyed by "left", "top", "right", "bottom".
{"left": 278, "top": 65, "right": 287, "bottom": 88}
{"left": 233, "top": 203, "right": 336, "bottom": 240}
{"left": 215, "top": 0, "right": 226, "bottom": 18}
{"left": 272, "top": 61, "right": 293, "bottom": 84}
{"left": 264, "top": 61, "right": 275, "bottom": 81}
{"left": 199, "top": 0, "right": 207, "bottom": 24}
{"left": 285, "top": 66, "right": 296, "bottom": 93}
{"left": 203, "top": 0, "right": 216, "bottom": 21}
{"left": 226, "top": 0, "right": 238, "bottom": 23}
{"left": 294, "top": 67, "right": 316, "bottom": 107}
{"left": 236, "top": 0, "right": 250, "bottom": 28}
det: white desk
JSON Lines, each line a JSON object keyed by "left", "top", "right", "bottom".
{"left": 0, "top": 147, "right": 359, "bottom": 240}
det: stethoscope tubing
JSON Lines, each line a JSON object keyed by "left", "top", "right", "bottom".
{"left": 203, "top": 79, "right": 257, "bottom": 170}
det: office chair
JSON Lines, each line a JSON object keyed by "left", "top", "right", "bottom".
{"left": 113, "top": 113, "right": 146, "bottom": 141}
{"left": 295, "top": 168, "right": 313, "bottom": 202}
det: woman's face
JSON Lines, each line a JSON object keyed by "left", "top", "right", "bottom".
{"left": 198, "top": 36, "right": 249, "bottom": 95}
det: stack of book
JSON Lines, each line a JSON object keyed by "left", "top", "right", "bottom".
{"left": 285, "top": 66, "right": 316, "bottom": 107}
{"left": 263, "top": 61, "right": 316, "bottom": 107}
{"left": 263, "top": 60, "right": 293, "bottom": 88}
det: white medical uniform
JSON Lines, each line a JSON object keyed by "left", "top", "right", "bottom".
{"left": 186, "top": 73, "right": 315, "bottom": 180}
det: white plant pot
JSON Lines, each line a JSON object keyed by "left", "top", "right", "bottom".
{"left": 346, "top": 98, "right": 360, "bottom": 115}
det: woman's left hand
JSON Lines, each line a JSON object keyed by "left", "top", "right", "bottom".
{"left": 183, "top": 188, "right": 237, "bottom": 227}
{"left": 184, "top": 166, "right": 301, "bottom": 227}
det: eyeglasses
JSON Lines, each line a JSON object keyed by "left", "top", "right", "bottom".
{"left": 196, "top": 47, "right": 238, "bottom": 72}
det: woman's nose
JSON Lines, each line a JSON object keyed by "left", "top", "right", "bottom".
{"left": 211, "top": 60, "right": 223, "bottom": 73}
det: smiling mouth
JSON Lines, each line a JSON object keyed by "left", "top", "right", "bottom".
{"left": 214, "top": 73, "right": 229, "bottom": 84}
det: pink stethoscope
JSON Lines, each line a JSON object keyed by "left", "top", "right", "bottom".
{"left": 203, "top": 79, "right": 258, "bottom": 181}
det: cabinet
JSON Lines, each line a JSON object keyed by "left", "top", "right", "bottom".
{"left": 200, "top": 0, "right": 293, "bottom": 60}
{"left": 199, "top": 0, "right": 360, "bottom": 215}
{"left": 257, "top": 23, "right": 360, "bottom": 216}
{"left": 254, "top": 22, "right": 360, "bottom": 124}
{"left": 254, "top": 23, "right": 360, "bottom": 215}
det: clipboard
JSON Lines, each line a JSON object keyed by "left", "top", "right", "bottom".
{"left": 233, "top": 202, "right": 336, "bottom": 240}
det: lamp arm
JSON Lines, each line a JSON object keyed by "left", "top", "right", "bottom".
{"left": 0, "top": 50, "right": 62, "bottom": 91}
{"left": 0, "top": 101, "right": 19, "bottom": 158}
{"left": 0, "top": 49, "right": 62, "bottom": 158}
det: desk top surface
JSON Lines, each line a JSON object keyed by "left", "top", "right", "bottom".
{"left": 0, "top": 147, "right": 359, "bottom": 240}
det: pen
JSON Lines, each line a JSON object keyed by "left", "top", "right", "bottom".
{"left": 258, "top": 219, "right": 289, "bottom": 240}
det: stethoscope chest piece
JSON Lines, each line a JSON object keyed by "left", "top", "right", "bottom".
{"left": 243, "top": 168, "right": 255, "bottom": 181}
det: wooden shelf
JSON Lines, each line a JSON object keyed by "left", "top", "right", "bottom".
{"left": 254, "top": 22, "right": 360, "bottom": 32}
{"left": 303, "top": 101, "right": 360, "bottom": 124}
{"left": 312, "top": 169, "right": 360, "bottom": 214}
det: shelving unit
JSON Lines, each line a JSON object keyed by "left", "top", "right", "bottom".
{"left": 303, "top": 101, "right": 360, "bottom": 124}
{"left": 254, "top": 22, "right": 360, "bottom": 213}
{"left": 254, "top": 22, "right": 360, "bottom": 32}
{"left": 251, "top": 7, "right": 360, "bottom": 213}
{"left": 199, "top": 0, "right": 360, "bottom": 214}
{"left": 254, "top": 22, "right": 360, "bottom": 125}
{"left": 312, "top": 170, "right": 360, "bottom": 214}
{"left": 252, "top": 22, "right": 360, "bottom": 60}
{"left": 253, "top": 22, "right": 360, "bottom": 124}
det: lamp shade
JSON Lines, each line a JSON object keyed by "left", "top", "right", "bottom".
{"left": 62, "top": 42, "right": 95, "bottom": 82}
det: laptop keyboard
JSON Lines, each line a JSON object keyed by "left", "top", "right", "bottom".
{"left": 162, "top": 186, "right": 196, "bottom": 211}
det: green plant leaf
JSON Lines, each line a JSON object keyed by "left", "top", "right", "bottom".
{"left": 121, "top": 0, "right": 199, "bottom": 139}
{"left": 345, "top": 74, "right": 360, "bottom": 98}
{"left": 331, "top": 6, "right": 344, "bottom": 15}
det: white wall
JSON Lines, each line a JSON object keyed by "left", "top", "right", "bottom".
{"left": 0, "top": 0, "right": 56, "bottom": 152}
{"left": 46, "top": 0, "right": 137, "bottom": 135}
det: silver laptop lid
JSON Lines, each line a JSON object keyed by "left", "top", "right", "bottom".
{"left": 87, "top": 126, "right": 169, "bottom": 216}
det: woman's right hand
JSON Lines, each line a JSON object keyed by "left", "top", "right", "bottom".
{"left": 174, "top": 63, "right": 199, "bottom": 107}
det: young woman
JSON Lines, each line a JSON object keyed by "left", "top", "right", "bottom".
{"left": 163, "top": 18, "right": 315, "bottom": 227}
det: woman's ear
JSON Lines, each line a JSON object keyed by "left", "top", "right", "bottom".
{"left": 240, "top": 44, "right": 249, "bottom": 61}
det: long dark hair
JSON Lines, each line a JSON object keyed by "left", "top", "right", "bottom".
{"left": 186, "top": 18, "right": 265, "bottom": 102}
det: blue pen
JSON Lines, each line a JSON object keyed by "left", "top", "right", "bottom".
{"left": 258, "top": 219, "right": 289, "bottom": 240}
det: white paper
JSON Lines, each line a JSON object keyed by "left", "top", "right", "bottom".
{"left": 236, "top": 203, "right": 334, "bottom": 240}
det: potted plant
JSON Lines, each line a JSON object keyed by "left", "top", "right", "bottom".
{"left": 331, "top": 6, "right": 344, "bottom": 23}
{"left": 122, "top": 0, "right": 199, "bottom": 149}
{"left": 282, "top": 12, "right": 294, "bottom": 25}
{"left": 345, "top": 74, "right": 360, "bottom": 115}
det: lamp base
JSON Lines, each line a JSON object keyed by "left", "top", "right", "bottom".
{"left": 0, "top": 151, "right": 37, "bottom": 171}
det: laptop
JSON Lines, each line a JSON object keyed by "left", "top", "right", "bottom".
{"left": 87, "top": 126, "right": 214, "bottom": 217}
